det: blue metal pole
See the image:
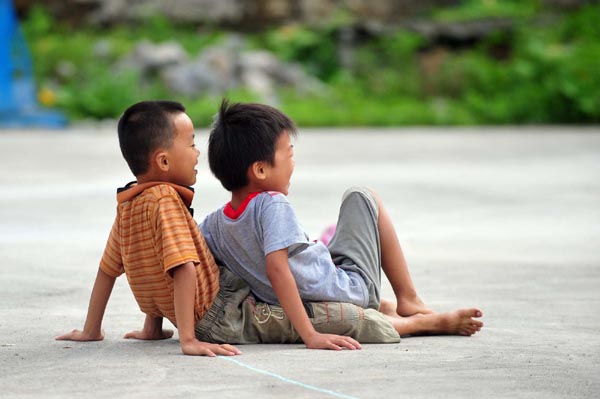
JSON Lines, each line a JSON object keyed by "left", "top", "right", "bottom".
{"left": 0, "top": 0, "right": 67, "bottom": 128}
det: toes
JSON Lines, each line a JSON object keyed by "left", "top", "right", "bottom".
{"left": 461, "top": 308, "right": 483, "bottom": 318}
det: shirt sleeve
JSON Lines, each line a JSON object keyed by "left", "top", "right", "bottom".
{"left": 154, "top": 194, "right": 200, "bottom": 273}
{"left": 260, "top": 197, "right": 309, "bottom": 256}
{"left": 99, "top": 213, "right": 124, "bottom": 278}
{"left": 198, "top": 213, "right": 215, "bottom": 253}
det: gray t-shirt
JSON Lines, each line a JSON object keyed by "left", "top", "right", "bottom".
{"left": 199, "top": 192, "right": 368, "bottom": 307}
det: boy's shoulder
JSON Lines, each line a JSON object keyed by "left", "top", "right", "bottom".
{"left": 251, "top": 192, "right": 299, "bottom": 221}
{"left": 215, "top": 191, "right": 289, "bottom": 222}
{"left": 143, "top": 184, "right": 182, "bottom": 198}
{"left": 117, "top": 182, "right": 194, "bottom": 209}
{"left": 256, "top": 191, "right": 289, "bottom": 204}
{"left": 249, "top": 191, "right": 291, "bottom": 212}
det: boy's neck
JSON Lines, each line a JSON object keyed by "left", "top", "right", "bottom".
{"left": 136, "top": 171, "right": 156, "bottom": 184}
{"left": 136, "top": 174, "right": 163, "bottom": 185}
{"left": 134, "top": 176, "right": 189, "bottom": 190}
{"left": 230, "top": 186, "right": 264, "bottom": 210}
{"left": 117, "top": 181, "right": 194, "bottom": 208}
{"left": 136, "top": 170, "right": 171, "bottom": 185}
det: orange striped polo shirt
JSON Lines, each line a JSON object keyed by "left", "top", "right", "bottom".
{"left": 100, "top": 182, "right": 219, "bottom": 326}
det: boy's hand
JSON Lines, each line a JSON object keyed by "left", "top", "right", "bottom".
{"left": 265, "top": 250, "right": 362, "bottom": 352}
{"left": 123, "top": 314, "right": 173, "bottom": 340}
{"left": 55, "top": 329, "right": 104, "bottom": 342}
{"left": 123, "top": 329, "right": 174, "bottom": 340}
{"left": 303, "top": 332, "right": 361, "bottom": 351}
{"left": 180, "top": 338, "right": 242, "bottom": 357}
{"left": 54, "top": 268, "right": 116, "bottom": 343}
{"left": 171, "top": 262, "right": 241, "bottom": 357}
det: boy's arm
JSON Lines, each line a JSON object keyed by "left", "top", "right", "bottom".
{"left": 55, "top": 267, "right": 116, "bottom": 341}
{"left": 171, "top": 261, "right": 241, "bottom": 357}
{"left": 265, "top": 249, "right": 361, "bottom": 351}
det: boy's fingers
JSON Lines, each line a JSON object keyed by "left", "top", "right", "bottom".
{"left": 330, "top": 335, "right": 360, "bottom": 350}
{"left": 163, "top": 329, "right": 174, "bottom": 338}
{"left": 55, "top": 329, "right": 104, "bottom": 342}
{"left": 213, "top": 347, "right": 238, "bottom": 356}
{"left": 55, "top": 329, "right": 79, "bottom": 340}
{"left": 336, "top": 339, "right": 356, "bottom": 350}
{"left": 220, "top": 344, "right": 242, "bottom": 355}
{"left": 123, "top": 331, "right": 138, "bottom": 339}
{"left": 201, "top": 348, "right": 217, "bottom": 357}
{"left": 347, "top": 337, "right": 361, "bottom": 349}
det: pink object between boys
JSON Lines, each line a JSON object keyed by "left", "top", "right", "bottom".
{"left": 318, "top": 224, "right": 337, "bottom": 246}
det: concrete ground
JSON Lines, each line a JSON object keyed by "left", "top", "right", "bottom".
{"left": 0, "top": 126, "right": 599, "bottom": 399}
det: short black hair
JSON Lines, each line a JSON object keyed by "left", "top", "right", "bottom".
{"left": 208, "top": 99, "right": 297, "bottom": 191}
{"left": 117, "top": 100, "right": 186, "bottom": 176}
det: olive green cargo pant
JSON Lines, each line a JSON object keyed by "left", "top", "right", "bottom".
{"left": 195, "top": 266, "right": 400, "bottom": 344}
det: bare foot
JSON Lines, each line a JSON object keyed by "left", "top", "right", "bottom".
{"left": 379, "top": 299, "right": 400, "bottom": 317}
{"left": 429, "top": 309, "right": 483, "bottom": 336}
{"left": 395, "top": 296, "right": 435, "bottom": 317}
{"left": 385, "top": 308, "right": 483, "bottom": 336}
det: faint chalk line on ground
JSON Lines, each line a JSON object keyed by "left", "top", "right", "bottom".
{"left": 218, "top": 356, "right": 360, "bottom": 399}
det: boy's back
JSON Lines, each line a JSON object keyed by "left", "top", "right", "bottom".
{"left": 103, "top": 182, "right": 220, "bottom": 324}
{"left": 200, "top": 191, "right": 368, "bottom": 307}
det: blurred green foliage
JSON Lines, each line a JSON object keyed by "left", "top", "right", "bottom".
{"left": 20, "top": 1, "right": 600, "bottom": 126}
{"left": 432, "top": 0, "right": 541, "bottom": 21}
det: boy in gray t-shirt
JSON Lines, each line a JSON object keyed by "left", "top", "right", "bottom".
{"left": 200, "top": 100, "right": 484, "bottom": 349}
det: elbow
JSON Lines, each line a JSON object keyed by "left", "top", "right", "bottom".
{"left": 265, "top": 262, "right": 280, "bottom": 281}
{"left": 265, "top": 261, "right": 289, "bottom": 284}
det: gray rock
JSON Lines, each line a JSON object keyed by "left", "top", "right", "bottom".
{"left": 115, "top": 34, "right": 323, "bottom": 99}
{"left": 128, "top": 40, "right": 188, "bottom": 74}
{"left": 81, "top": 0, "right": 246, "bottom": 24}
{"left": 238, "top": 50, "right": 323, "bottom": 99}
{"left": 22, "top": 0, "right": 585, "bottom": 29}
{"left": 161, "top": 59, "right": 221, "bottom": 97}
{"left": 161, "top": 0, "right": 245, "bottom": 24}
{"left": 197, "top": 37, "right": 246, "bottom": 91}
{"left": 92, "top": 39, "right": 114, "bottom": 59}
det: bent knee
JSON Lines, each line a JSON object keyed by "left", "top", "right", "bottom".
{"left": 342, "top": 186, "right": 380, "bottom": 211}
{"left": 343, "top": 186, "right": 378, "bottom": 201}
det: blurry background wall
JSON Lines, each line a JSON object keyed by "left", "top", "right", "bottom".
{"left": 8, "top": 0, "right": 600, "bottom": 126}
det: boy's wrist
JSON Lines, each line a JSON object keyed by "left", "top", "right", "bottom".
{"left": 81, "top": 328, "right": 103, "bottom": 340}
{"left": 177, "top": 328, "right": 197, "bottom": 345}
{"left": 82, "top": 320, "right": 103, "bottom": 338}
{"left": 143, "top": 315, "right": 163, "bottom": 333}
{"left": 300, "top": 330, "right": 325, "bottom": 347}
{"left": 179, "top": 335, "right": 199, "bottom": 349}
{"left": 297, "top": 325, "right": 319, "bottom": 343}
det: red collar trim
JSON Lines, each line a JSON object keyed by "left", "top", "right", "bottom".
{"left": 223, "top": 192, "right": 261, "bottom": 219}
{"left": 223, "top": 191, "right": 280, "bottom": 219}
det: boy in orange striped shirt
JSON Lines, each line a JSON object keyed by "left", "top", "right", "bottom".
{"left": 56, "top": 101, "right": 400, "bottom": 356}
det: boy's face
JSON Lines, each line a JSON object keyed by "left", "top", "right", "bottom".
{"left": 165, "top": 112, "right": 200, "bottom": 187}
{"left": 264, "top": 131, "right": 295, "bottom": 195}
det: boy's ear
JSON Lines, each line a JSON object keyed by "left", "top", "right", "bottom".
{"left": 249, "top": 161, "right": 267, "bottom": 180}
{"left": 153, "top": 150, "right": 170, "bottom": 172}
